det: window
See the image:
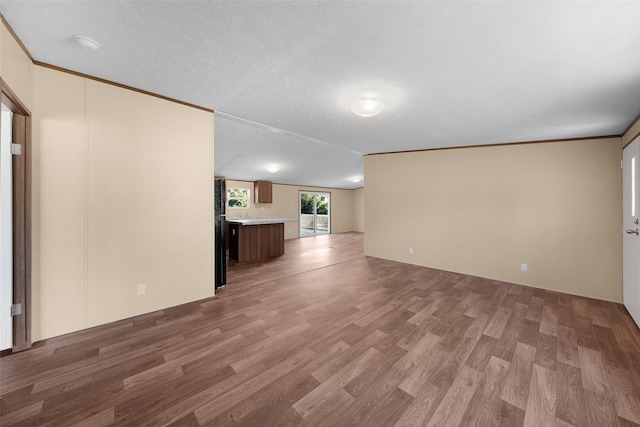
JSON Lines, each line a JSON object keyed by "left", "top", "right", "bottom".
{"left": 227, "top": 188, "right": 250, "bottom": 209}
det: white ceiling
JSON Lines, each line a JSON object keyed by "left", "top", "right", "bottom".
{"left": 2, "top": 1, "right": 639, "bottom": 189}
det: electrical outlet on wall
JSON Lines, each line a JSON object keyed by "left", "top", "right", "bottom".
{"left": 137, "top": 283, "right": 146, "bottom": 295}
{"left": 409, "top": 247, "right": 414, "bottom": 255}
{"left": 521, "top": 263, "right": 528, "bottom": 272}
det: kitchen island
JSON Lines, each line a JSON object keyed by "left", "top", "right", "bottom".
{"left": 226, "top": 218, "right": 296, "bottom": 263}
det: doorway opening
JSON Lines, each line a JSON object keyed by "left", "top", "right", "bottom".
{"left": 299, "top": 192, "right": 330, "bottom": 237}
{"left": 1, "top": 84, "right": 32, "bottom": 353}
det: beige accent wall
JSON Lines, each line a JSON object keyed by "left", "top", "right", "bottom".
{"left": 426, "top": 147, "right": 502, "bottom": 279}
{"left": 623, "top": 116, "right": 640, "bottom": 147}
{"left": 365, "top": 138, "right": 623, "bottom": 303}
{"left": 352, "top": 187, "right": 364, "bottom": 232}
{"left": 32, "top": 65, "right": 214, "bottom": 340}
{"left": 225, "top": 180, "right": 358, "bottom": 238}
{"left": 32, "top": 67, "right": 87, "bottom": 340}
{"left": 0, "top": 22, "right": 32, "bottom": 111}
{"left": 365, "top": 152, "right": 428, "bottom": 265}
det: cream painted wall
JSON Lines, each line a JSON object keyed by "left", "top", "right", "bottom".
{"left": 32, "top": 65, "right": 214, "bottom": 340}
{"left": 85, "top": 80, "right": 214, "bottom": 327}
{"left": 623, "top": 116, "right": 640, "bottom": 147}
{"left": 32, "top": 67, "right": 87, "bottom": 340}
{"left": 225, "top": 180, "right": 358, "bottom": 238}
{"left": 0, "top": 22, "right": 31, "bottom": 111}
{"left": 352, "top": 187, "right": 364, "bottom": 232}
{"left": 365, "top": 152, "right": 428, "bottom": 265}
{"left": 426, "top": 147, "right": 502, "bottom": 279}
{"left": 499, "top": 139, "right": 622, "bottom": 301}
{"left": 365, "top": 138, "right": 623, "bottom": 303}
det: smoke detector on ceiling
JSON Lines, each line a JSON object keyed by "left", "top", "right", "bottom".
{"left": 72, "top": 34, "right": 100, "bottom": 50}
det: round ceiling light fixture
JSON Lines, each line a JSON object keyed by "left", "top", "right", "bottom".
{"left": 266, "top": 164, "right": 280, "bottom": 173}
{"left": 72, "top": 34, "right": 101, "bottom": 50}
{"left": 350, "top": 175, "right": 363, "bottom": 183}
{"left": 350, "top": 98, "right": 384, "bottom": 117}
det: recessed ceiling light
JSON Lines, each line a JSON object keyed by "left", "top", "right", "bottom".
{"left": 350, "top": 176, "right": 363, "bottom": 183}
{"left": 72, "top": 34, "right": 100, "bottom": 50}
{"left": 351, "top": 98, "right": 384, "bottom": 117}
{"left": 266, "top": 164, "right": 280, "bottom": 173}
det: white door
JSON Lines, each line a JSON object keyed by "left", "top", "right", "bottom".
{"left": 0, "top": 104, "right": 13, "bottom": 350}
{"left": 623, "top": 137, "right": 640, "bottom": 328}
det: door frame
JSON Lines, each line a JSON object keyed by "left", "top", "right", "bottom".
{"left": 1, "top": 80, "right": 32, "bottom": 352}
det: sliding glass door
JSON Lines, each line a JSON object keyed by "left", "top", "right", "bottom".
{"left": 300, "top": 192, "right": 330, "bottom": 236}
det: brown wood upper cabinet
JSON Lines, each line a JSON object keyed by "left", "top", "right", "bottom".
{"left": 254, "top": 180, "right": 273, "bottom": 204}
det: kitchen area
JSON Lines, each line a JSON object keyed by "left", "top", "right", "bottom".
{"left": 214, "top": 177, "right": 363, "bottom": 289}
{"left": 223, "top": 179, "right": 298, "bottom": 261}
{"left": 214, "top": 178, "right": 296, "bottom": 289}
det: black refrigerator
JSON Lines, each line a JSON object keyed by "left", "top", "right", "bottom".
{"left": 214, "top": 178, "right": 227, "bottom": 288}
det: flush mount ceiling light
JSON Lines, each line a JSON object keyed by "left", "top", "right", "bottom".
{"left": 72, "top": 34, "right": 100, "bottom": 50}
{"left": 266, "top": 164, "right": 280, "bottom": 173}
{"left": 350, "top": 98, "right": 384, "bottom": 117}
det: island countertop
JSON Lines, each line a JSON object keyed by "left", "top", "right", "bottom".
{"left": 226, "top": 217, "right": 297, "bottom": 226}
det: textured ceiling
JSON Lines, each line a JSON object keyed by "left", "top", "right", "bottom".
{"left": 2, "top": 1, "right": 639, "bottom": 189}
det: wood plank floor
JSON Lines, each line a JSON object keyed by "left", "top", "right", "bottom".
{"left": 2, "top": 232, "right": 640, "bottom": 426}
